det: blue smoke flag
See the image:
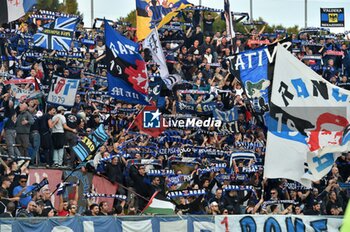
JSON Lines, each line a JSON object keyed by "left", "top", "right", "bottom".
{"left": 72, "top": 125, "right": 109, "bottom": 161}
{"left": 33, "top": 16, "right": 78, "bottom": 51}
{"left": 104, "top": 20, "right": 149, "bottom": 105}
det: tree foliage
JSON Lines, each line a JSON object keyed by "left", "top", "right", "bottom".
{"left": 123, "top": 10, "right": 136, "bottom": 27}
{"left": 37, "top": 0, "right": 61, "bottom": 12}
{"left": 62, "top": 0, "right": 79, "bottom": 15}
{"left": 36, "top": 0, "right": 79, "bottom": 15}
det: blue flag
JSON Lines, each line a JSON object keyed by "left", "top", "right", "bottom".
{"left": 238, "top": 46, "right": 270, "bottom": 125}
{"left": 213, "top": 107, "right": 238, "bottom": 122}
{"left": 33, "top": 17, "right": 78, "bottom": 51}
{"left": 72, "top": 125, "right": 109, "bottom": 161}
{"left": 104, "top": 20, "right": 149, "bottom": 105}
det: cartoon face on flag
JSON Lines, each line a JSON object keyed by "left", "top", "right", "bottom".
{"left": 33, "top": 17, "right": 78, "bottom": 51}
{"left": 145, "top": 0, "right": 173, "bottom": 28}
{"left": 136, "top": 0, "right": 192, "bottom": 41}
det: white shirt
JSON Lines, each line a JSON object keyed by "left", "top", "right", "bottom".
{"left": 204, "top": 53, "right": 213, "bottom": 63}
{"left": 96, "top": 45, "right": 106, "bottom": 56}
{"left": 52, "top": 114, "right": 66, "bottom": 133}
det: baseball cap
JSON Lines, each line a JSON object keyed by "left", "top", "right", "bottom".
{"left": 57, "top": 106, "right": 67, "bottom": 111}
{"left": 19, "top": 175, "right": 28, "bottom": 180}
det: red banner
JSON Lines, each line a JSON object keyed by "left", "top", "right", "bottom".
{"left": 28, "top": 169, "right": 63, "bottom": 209}
{"left": 134, "top": 102, "right": 165, "bottom": 137}
{"left": 3, "top": 79, "right": 35, "bottom": 85}
{"left": 324, "top": 50, "right": 344, "bottom": 56}
{"left": 248, "top": 39, "right": 271, "bottom": 47}
{"left": 64, "top": 170, "right": 93, "bottom": 212}
{"left": 91, "top": 175, "right": 118, "bottom": 208}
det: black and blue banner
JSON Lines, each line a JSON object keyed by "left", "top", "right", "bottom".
{"left": 321, "top": 8, "right": 344, "bottom": 27}
{"left": 176, "top": 101, "right": 222, "bottom": 115}
{"left": 33, "top": 17, "right": 79, "bottom": 51}
{"left": 72, "top": 125, "right": 109, "bottom": 161}
{"left": 228, "top": 38, "right": 292, "bottom": 126}
{"left": 104, "top": 19, "right": 149, "bottom": 105}
{"left": 213, "top": 107, "right": 238, "bottom": 122}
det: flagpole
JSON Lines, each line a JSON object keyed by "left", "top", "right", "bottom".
{"left": 124, "top": 97, "right": 153, "bottom": 135}
{"left": 91, "top": 0, "right": 94, "bottom": 28}
{"left": 250, "top": 0, "right": 253, "bottom": 22}
{"left": 304, "top": 0, "right": 307, "bottom": 28}
{"left": 100, "top": 174, "right": 150, "bottom": 202}
{"left": 125, "top": 104, "right": 148, "bottom": 134}
{"left": 50, "top": 165, "right": 82, "bottom": 197}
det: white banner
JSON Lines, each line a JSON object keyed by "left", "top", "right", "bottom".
{"left": 0, "top": 215, "right": 342, "bottom": 231}
{"left": 265, "top": 44, "right": 350, "bottom": 187}
{"left": 47, "top": 76, "right": 79, "bottom": 107}
{"left": 11, "top": 84, "right": 34, "bottom": 101}
{"left": 143, "top": 29, "right": 178, "bottom": 90}
{"left": 122, "top": 219, "right": 152, "bottom": 232}
{"left": 7, "top": 0, "right": 25, "bottom": 23}
{"left": 215, "top": 215, "right": 342, "bottom": 232}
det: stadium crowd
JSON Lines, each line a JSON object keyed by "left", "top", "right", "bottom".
{"left": 0, "top": 9, "right": 349, "bottom": 218}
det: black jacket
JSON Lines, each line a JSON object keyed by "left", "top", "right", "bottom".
{"left": 223, "top": 191, "right": 252, "bottom": 214}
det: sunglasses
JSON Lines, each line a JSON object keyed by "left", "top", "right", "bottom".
{"left": 271, "top": 192, "right": 277, "bottom": 194}
{"left": 20, "top": 180, "right": 27, "bottom": 183}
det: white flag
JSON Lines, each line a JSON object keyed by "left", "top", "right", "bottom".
{"left": 264, "top": 44, "right": 350, "bottom": 187}
{"left": 143, "top": 29, "right": 174, "bottom": 89}
{"left": 47, "top": 76, "right": 80, "bottom": 107}
{"left": 0, "top": 0, "right": 36, "bottom": 24}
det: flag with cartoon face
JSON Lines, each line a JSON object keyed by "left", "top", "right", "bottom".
{"left": 136, "top": 0, "right": 192, "bottom": 41}
{"left": 228, "top": 38, "right": 292, "bottom": 126}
